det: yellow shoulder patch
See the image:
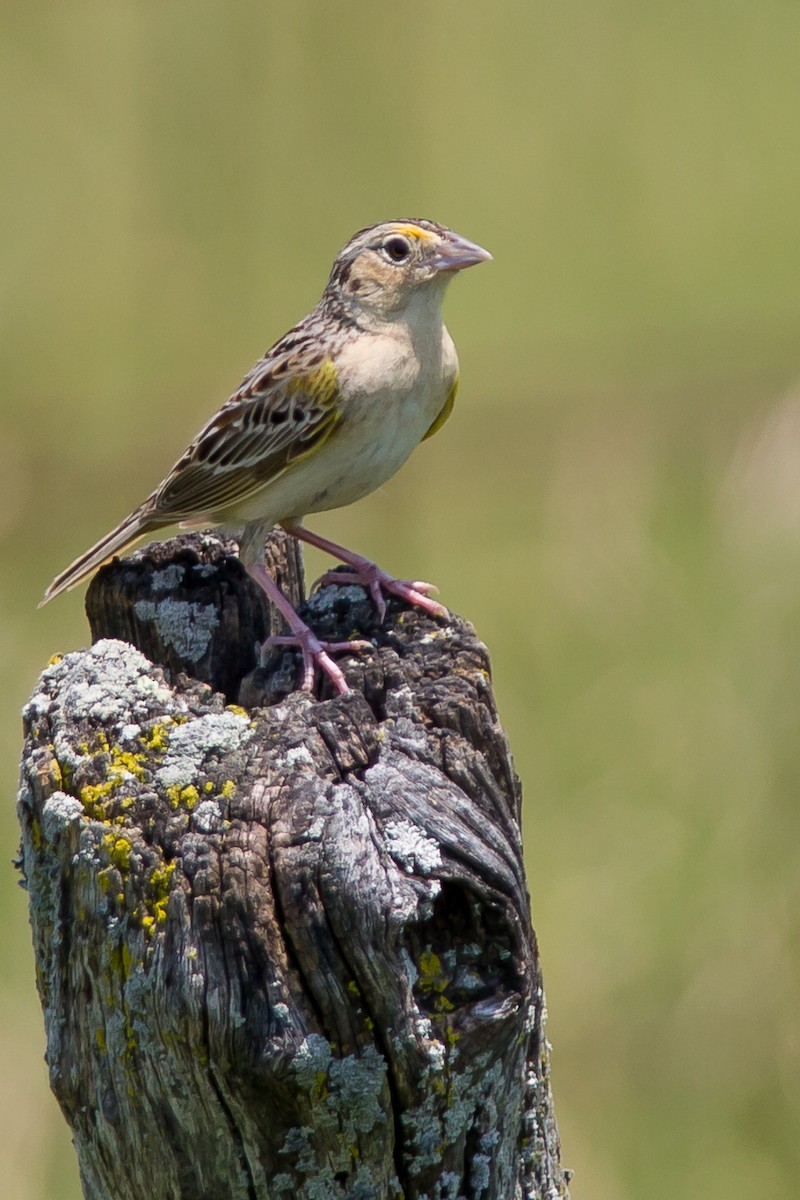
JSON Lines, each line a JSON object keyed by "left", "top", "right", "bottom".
{"left": 289, "top": 357, "right": 339, "bottom": 406}
{"left": 422, "top": 378, "right": 459, "bottom": 442}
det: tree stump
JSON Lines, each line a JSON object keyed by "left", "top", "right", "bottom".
{"left": 17, "top": 531, "right": 570, "bottom": 1200}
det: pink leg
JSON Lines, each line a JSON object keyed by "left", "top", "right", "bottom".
{"left": 284, "top": 525, "right": 448, "bottom": 623}
{"left": 246, "top": 562, "right": 371, "bottom": 695}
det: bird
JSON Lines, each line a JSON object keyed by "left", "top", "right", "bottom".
{"left": 42, "top": 218, "right": 491, "bottom": 694}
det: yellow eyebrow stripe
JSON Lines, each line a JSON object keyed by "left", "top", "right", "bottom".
{"left": 394, "top": 223, "right": 435, "bottom": 242}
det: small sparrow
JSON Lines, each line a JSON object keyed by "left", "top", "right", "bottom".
{"left": 42, "top": 219, "right": 491, "bottom": 693}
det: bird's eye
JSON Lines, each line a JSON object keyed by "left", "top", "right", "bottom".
{"left": 383, "top": 236, "right": 411, "bottom": 263}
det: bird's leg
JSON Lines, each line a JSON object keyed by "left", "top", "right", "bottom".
{"left": 245, "top": 562, "right": 371, "bottom": 695}
{"left": 284, "top": 525, "right": 449, "bottom": 623}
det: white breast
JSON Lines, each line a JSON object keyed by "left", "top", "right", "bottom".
{"left": 230, "top": 309, "right": 458, "bottom": 527}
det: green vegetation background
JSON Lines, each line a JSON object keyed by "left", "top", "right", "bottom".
{"left": 2, "top": 3, "right": 798, "bottom": 1196}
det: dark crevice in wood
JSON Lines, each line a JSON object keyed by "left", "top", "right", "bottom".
{"left": 264, "top": 821, "right": 328, "bottom": 1040}
{"left": 214, "top": 1078, "right": 259, "bottom": 1200}
{"left": 203, "top": 1014, "right": 260, "bottom": 1200}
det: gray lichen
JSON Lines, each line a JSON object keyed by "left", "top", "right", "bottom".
{"left": 133, "top": 596, "right": 219, "bottom": 659}
{"left": 328, "top": 1047, "right": 386, "bottom": 1137}
{"left": 154, "top": 710, "right": 251, "bottom": 788}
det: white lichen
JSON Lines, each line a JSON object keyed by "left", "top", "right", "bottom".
{"left": 41, "top": 791, "right": 84, "bottom": 838}
{"left": 419, "top": 628, "right": 456, "bottom": 645}
{"left": 384, "top": 818, "right": 442, "bottom": 875}
{"left": 192, "top": 799, "right": 224, "bottom": 833}
{"left": 283, "top": 745, "right": 314, "bottom": 767}
{"left": 22, "top": 691, "right": 52, "bottom": 722}
{"left": 35, "top": 640, "right": 177, "bottom": 729}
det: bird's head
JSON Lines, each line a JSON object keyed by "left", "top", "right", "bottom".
{"left": 326, "top": 219, "right": 491, "bottom": 321}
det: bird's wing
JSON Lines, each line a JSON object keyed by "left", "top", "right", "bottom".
{"left": 422, "top": 376, "right": 459, "bottom": 442}
{"left": 151, "top": 349, "right": 343, "bottom": 520}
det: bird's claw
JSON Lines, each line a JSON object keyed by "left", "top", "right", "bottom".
{"left": 260, "top": 630, "right": 373, "bottom": 694}
{"left": 313, "top": 566, "right": 448, "bottom": 623}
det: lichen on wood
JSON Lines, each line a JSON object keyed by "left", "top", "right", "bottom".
{"left": 17, "top": 532, "right": 570, "bottom": 1200}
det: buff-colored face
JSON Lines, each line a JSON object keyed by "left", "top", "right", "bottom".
{"left": 328, "top": 219, "right": 491, "bottom": 317}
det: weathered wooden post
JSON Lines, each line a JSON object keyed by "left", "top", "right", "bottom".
{"left": 17, "top": 531, "right": 570, "bottom": 1200}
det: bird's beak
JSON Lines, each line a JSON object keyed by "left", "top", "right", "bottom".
{"left": 432, "top": 231, "right": 493, "bottom": 273}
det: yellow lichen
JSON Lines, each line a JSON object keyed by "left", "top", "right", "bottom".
{"left": 416, "top": 949, "right": 453, "bottom": 1008}
{"left": 103, "top": 834, "right": 133, "bottom": 872}
{"left": 30, "top": 816, "right": 43, "bottom": 852}
{"left": 45, "top": 753, "right": 63, "bottom": 789}
{"left": 417, "top": 950, "right": 446, "bottom": 987}
{"left": 147, "top": 861, "right": 176, "bottom": 928}
{"left": 108, "top": 940, "right": 133, "bottom": 980}
{"left": 140, "top": 721, "right": 173, "bottom": 753}
{"left": 183, "top": 785, "right": 200, "bottom": 809}
{"left": 112, "top": 749, "right": 146, "bottom": 779}
{"left": 78, "top": 738, "right": 147, "bottom": 818}
{"left": 167, "top": 783, "right": 200, "bottom": 810}
{"left": 80, "top": 778, "right": 117, "bottom": 817}
{"left": 418, "top": 949, "right": 441, "bottom": 975}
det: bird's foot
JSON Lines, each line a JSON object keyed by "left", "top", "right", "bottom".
{"left": 246, "top": 559, "right": 371, "bottom": 694}
{"left": 261, "top": 628, "right": 372, "bottom": 695}
{"left": 314, "top": 562, "right": 449, "bottom": 624}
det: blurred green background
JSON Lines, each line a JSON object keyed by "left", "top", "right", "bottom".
{"left": 3, "top": 2, "right": 799, "bottom": 1196}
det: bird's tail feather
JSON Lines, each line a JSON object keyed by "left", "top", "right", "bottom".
{"left": 40, "top": 509, "right": 153, "bottom": 607}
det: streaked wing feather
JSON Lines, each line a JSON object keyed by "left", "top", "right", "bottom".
{"left": 152, "top": 357, "right": 342, "bottom": 519}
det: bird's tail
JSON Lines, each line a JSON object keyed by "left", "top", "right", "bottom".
{"left": 40, "top": 508, "right": 154, "bottom": 607}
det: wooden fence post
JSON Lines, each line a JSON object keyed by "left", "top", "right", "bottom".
{"left": 17, "top": 531, "right": 570, "bottom": 1200}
